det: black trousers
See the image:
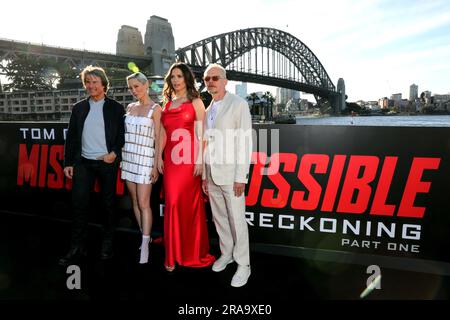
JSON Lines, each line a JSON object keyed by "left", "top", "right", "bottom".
{"left": 70, "top": 157, "right": 118, "bottom": 248}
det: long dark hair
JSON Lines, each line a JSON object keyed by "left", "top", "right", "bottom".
{"left": 163, "top": 62, "right": 200, "bottom": 103}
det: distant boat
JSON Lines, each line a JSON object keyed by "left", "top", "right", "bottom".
{"left": 273, "top": 114, "right": 296, "bottom": 124}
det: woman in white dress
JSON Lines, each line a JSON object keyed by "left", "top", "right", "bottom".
{"left": 121, "top": 72, "right": 162, "bottom": 264}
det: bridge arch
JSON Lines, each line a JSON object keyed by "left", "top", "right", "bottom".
{"left": 175, "top": 27, "right": 337, "bottom": 100}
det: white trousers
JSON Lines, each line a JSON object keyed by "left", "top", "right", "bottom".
{"left": 206, "top": 165, "right": 250, "bottom": 266}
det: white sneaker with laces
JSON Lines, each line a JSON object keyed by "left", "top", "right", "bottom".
{"left": 231, "top": 265, "right": 251, "bottom": 287}
{"left": 212, "top": 255, "right": 234, "bottom": 272}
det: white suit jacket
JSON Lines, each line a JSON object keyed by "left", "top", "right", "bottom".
{"left": 203, "top": 91, "right": 253, "bottom": 185}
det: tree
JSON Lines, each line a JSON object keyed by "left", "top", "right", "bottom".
{"left": 344, "top": 102, "right": 362, "bottom": 114}
{"left": 276, "top": 103, "right": 286, "bottom": 113}
{"left": 246, "top": 92, "right": 259, "bottom": 106}
{"left": 262, "top": 91, "right": 275, "bottom": 120}
{"left": 57, "top": 64, "right": 81, "bottom": 90}
{"left": 420, "top": 92, "right": 426, "bottom": 103}
{"left": 104, "top": 67, "right": 132, "bottom": 87}
{"left": 421, "top": 105, "right": 436, "bottom": 114}
{"left": 246, "top": 92, "right": 260, "bottom": 116}
{"left": 1, "top": 55, "right": 60, "bottom": 91}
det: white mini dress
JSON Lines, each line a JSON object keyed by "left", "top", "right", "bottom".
{"left": 121, "top": 103, "right": 157, "bottom": 184}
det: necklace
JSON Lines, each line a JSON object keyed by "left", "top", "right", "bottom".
{"left": 169, "top": 96, "right": 187, "bottom": 111}
{"left": 173, "top": 96, "right": 187, "bottom": 102}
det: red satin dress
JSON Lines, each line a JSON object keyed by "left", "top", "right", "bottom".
{"left": 161, "top": 100, "right": 215, "bottom": 268}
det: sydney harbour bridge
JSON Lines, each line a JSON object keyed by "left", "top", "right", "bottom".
{"left": 0, "top": 27, "right": 345, "bottom": 112}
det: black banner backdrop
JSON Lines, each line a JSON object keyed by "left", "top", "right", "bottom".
{"left": 0, "top": 122, "right": 449, "bottom": 273}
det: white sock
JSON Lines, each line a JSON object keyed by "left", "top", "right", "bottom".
{"left": 138, "top": 227, "right": 143, "bottom": 250}
{"left": 139, "top": 235, "right": 152, "bottom": 250}
{"left": 139, "top": 235, "right": 151, "bottom": 264}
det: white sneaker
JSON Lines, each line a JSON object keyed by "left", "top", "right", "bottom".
{"left": 212, "top": 255, "right": 234, "bottom": 272}
{"left": 231, "top": 265, "right": 251, "bottom": 287}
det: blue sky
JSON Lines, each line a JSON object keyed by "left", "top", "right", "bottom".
{"left": 1, "top": 0, "right": 449, "bottom": 101}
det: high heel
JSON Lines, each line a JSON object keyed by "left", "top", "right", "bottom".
{"left": 165, "top": 265, "right": 175, "bottom": 272}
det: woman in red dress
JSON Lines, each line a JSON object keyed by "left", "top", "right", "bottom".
{"left": 157, "top": 62, "right": 215, "bottom": 272}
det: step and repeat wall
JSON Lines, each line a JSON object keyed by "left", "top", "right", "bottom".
{"left": 1, "top": 122, "right": 449, "bottom": 272}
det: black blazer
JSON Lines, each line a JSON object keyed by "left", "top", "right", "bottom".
{"left": 64, "top": 96, "right": 125, "bottom": 167}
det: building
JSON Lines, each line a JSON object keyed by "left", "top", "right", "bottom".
{"left": 276, "top": 88, "right": 300, "bottom": 104}
{"left": 409, "top": 84, "right": 418, "bottom": 101}
{"left": 378, "top": 97, "right": 389, "bottom": 109}
{"left": 235, "top": 82, "right": 247, "bottom": 99}
{"left": 299, "top": 99, "right": 310, "bottom": 111}
{"left": 366, "top": 101, "right": 380, "bottom": 110}
{"left": 144, "top": 16, "right": 175, "bottom": 76}
{"left": 115, "top": 16, "right": 175, "bottom": 75}
{"left": 432, "top": 93, "right": 450, "bottom": 103}
{"left": 390, "top": 93, "right": 402, "bottom": 101}
{"left": 398, "top": 99, "right": 410, "bottom": 112}
{"left": 390, "top": 93, "right": 403, "bottom": 110}
{"left": 0, "top": 89, "right": 86, "bottom": 121}
{"left": 116, "top": 25, "right": 145, "bottom": 56}
{"left": 433, "top": 93, "right": 450, "bottom": 111}
{"left": 421, "top": 91, "right": 432, "bottom": 104}
{"left": 0, "top": 87, "right": 159, "bottom": 121}
{"left": 412, "top": 99, "right": 421, "bottom": 112}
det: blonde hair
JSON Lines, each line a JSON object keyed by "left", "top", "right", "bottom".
{"left": 126, "top": 72, "right": 148, "bottom": 85}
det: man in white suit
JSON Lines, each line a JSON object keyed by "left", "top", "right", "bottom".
{"left": 201, "top": 64, "right": 253, "bottom": 287}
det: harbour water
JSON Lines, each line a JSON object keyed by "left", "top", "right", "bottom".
{"left": 295, "top": 114, "right": 450, "bottom": 127}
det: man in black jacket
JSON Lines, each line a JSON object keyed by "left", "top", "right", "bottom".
{"left": 59, "top": 66, "right": 125, "bottom": 266}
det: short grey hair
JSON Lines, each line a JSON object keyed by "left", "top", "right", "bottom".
{"left": 204, "top": 63, "right": 227, "bottom": 79}
{"left": 126, "top": 72, "right": 148, "bottom": 85}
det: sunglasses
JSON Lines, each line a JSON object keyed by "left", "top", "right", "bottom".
{"left": 203, "top": 76, "right": 222, "bottom": 82}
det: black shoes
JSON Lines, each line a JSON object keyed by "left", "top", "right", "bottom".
{"left": 59, "top": 239, "right": 114, "bottom": 265}
{"left": 58, "top": 246, "right": 87, "bottom": 266}
{"left": 100, "top": 240, "right": 114, "bottom": 260}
